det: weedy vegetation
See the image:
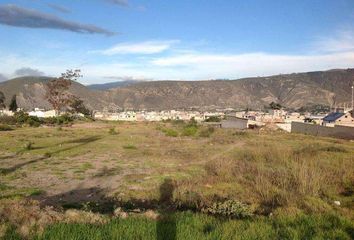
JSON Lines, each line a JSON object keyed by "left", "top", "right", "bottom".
{"left": 0, "top": 121, "right": 353, "bottom": 239}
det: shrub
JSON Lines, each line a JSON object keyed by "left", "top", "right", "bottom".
{"left": 23, "top": 142, "right": 33, "bottom": 151}
{"left": 123, "top": 144, "right": 137, "bottom": 150}
{"left": 3, "top": 111, "right": 42, "bottom": 127}
{"left": 55, "top": 114, "right": 73, "bottom": 125}
{"left": 204, "top": 116, "right": 221, "bottom": 122}
{"left": 42, "top": 117, "right": 57, "bottom": 125}
{"left": 14, "top": 111, "right": 29, "bottom": 124}
{"left": 26, "top": 116, "right": 41, "bottom": 127}
{"left": 0, "top": 124, "right": 13, "bottom": 131}
{"left": 163, "top": 128, "right": 179, "bottom": 137}
{"left": 321, "top": 146, "right": 347, "bottom": 153}
{"left": 202, "top": 200, "right": 252, "bottom": 219}
{"left": 108, "top": 127, "right": 118, "bottom": 135}
{"left": 182, "top": 125, "right": 198, "bottom": 136}
{"left": 42, "top": 114, "right": 74, "bottom": 126}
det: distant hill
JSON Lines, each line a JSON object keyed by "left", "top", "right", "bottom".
{"left": 106, "top": 69, "right": 354, "bottom": 110}
{"left": 0, "top": 69, "right": 353, "bottom": 111}
{"left": 87, "top": 80, "right": 142, "bottom": 90}
{"left": 0, "top": 76, "right": 113, "bottom": 110}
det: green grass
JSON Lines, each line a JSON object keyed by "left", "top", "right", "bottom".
{"left": 0, "top": 121, "right": 353, "bottom": 239}
{"left": 0, "top": 187, "right": 44, "bottom": 199}
{"left": 162, "top": 128, "right": 179, "bottom": 137}
{"left": 2, "top": 212, "right": 352, "bottom": 240}
{"left": 123, "top": 144, "right": 137, "bottom": 150}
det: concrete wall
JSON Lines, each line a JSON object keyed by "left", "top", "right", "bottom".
{"left": 276, "top": 123, "right": 291, "bottom": 132}
{"left": 221, "top": 117, "right": 248, "bottom": 129}
{"left": 291, "top": 122, "right": 354, "bottom": 140}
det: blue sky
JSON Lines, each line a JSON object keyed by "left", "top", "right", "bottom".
{"left": 0, "top": 0, "right": 354, "bottom": 84}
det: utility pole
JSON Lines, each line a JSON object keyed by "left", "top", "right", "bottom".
{"left": 352, "top": 84, "right": 354, "bottom": 111}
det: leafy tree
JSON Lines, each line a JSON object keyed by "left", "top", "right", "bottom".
{"left": 9, "top": 94, "right": 18, "bottom": 112}
{"left": 45, "top": 69, "right": 82, "bottom": 116}
{"left": 269, "top": 101, "right": 282, "bottom": 110}
{"left": 69, "top": 97, "right": 91, "bottom": 116}
{"left": 0, "top": 91, "right": 5, "bottom": 109}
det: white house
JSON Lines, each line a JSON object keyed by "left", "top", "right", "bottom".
{"left": 29, "top": 108, "right": 56, "bottom": 118}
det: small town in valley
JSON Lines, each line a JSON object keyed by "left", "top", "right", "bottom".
{"left": 1, "top": 101, "right": 354, "bottom": 139}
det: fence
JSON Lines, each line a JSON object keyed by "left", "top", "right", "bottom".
{"left": 291, "top": 122, "right": 354, "bottom": 140}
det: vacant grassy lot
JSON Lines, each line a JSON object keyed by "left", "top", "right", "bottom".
{"left": 0, "top": 121, "right": 353, "bottom": 239}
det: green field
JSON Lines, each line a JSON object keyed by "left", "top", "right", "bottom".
{"left": 0, "top": 121, "right": 353, "bottom": 239}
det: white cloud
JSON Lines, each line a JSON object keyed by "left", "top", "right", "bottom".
{"left": 2, "top": 30, "right": 354, "bottom": 84}
{"left": 313, "top": 30, "right": 354, "bottom": 53}
{"left": 2, "top": 50, "right": 354, "bottom": 84}
{"left": 151, "top": 51, "right": 354, "bottom": 79}
{"left": 96, "top": 40, "right": 179, "bottom": 55}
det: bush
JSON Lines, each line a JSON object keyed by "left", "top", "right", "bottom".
{"left": 163, "top": 128, "right": 179, "bottom": 137}
{"left": 123, "top": 144, "right": 137, "bottom": 150}
{"left": 42, "top": 114, "right": 74, "bottom": 126}
{"left": 42, "top": 117, "right": 57, "bottom": 125}
{"left": 5, "top": 111, "right": 43, "bottom": 127}
{"left": 26, "top": 116, "right": 41, "bottom": 127}
{"left": 55, "top": 114, "right": 73, "bottom": 125}
{"left": 14, "top": 111, "right": 29, "bottom": 124}
{"left": 23, "top": 142, "right": 33, "bottom": 151}
{"left": 321, "top": 146, "right": 347, "bottom": 153}
{"left": 202, "top": 200, "right": 252, "bottom": 219}
{"left": 204, "top": 116, "right": 221, "bottom": 122}
{"left": 0, "top": 124, "right": 13, "bottom": 131}
{"left": 182, "top": 125, "right": 198, "bottom": 136}
{"left": 108, "top": 127, "right": 118, "bottom": 135}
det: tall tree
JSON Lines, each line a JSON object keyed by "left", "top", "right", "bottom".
{"left": 69, "top": 96, "right": 91, "bottom": 116}
{"left": 0, "top": 91, "right": 5, "bottom": 110}
{"left": 45, "top": 69, "right": 82, "bottom": 116}
{"left": 9, "top": 94, "right": 18, "bottom": 112}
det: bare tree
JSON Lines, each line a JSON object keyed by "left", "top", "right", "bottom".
{"left": 45, "top": 69, "right": 82, "bottom": 116}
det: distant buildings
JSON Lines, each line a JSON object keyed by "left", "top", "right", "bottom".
{"left": 0, "top": 109, "right": 14, "bottom": 116}
{"left": 1, "top": 103, "right": 353, "bottom": 134}
{"left": 93, "top": 110, "right": 224, "bottom": 122}
{"left": 322, "top": 110, "right": 354, "bottom": 127}
{"left": 28, "top": 108, "right": 56, "bottom": 118}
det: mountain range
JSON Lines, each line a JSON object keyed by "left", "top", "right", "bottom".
{"left": 87, "top": 80, "right": 143, "bottom": 90}
{"left": 0, "top": 68, "right": 353, "bottom": 111}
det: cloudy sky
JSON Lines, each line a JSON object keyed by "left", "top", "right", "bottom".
{"left": 0, "top": 0, "right": 354, "bottom": 84}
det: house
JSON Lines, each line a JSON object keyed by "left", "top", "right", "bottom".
{"left": 322, "top": 111, "right": 354, "bottom": 127}
{"left": 0, "top": 109, "right": 14, "bottom": 116}
{"left": 284, "top": 112, "right": 305, "bottom": 123}
{"left": 29, "top": 109, "right": 56, "bottom": 118}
